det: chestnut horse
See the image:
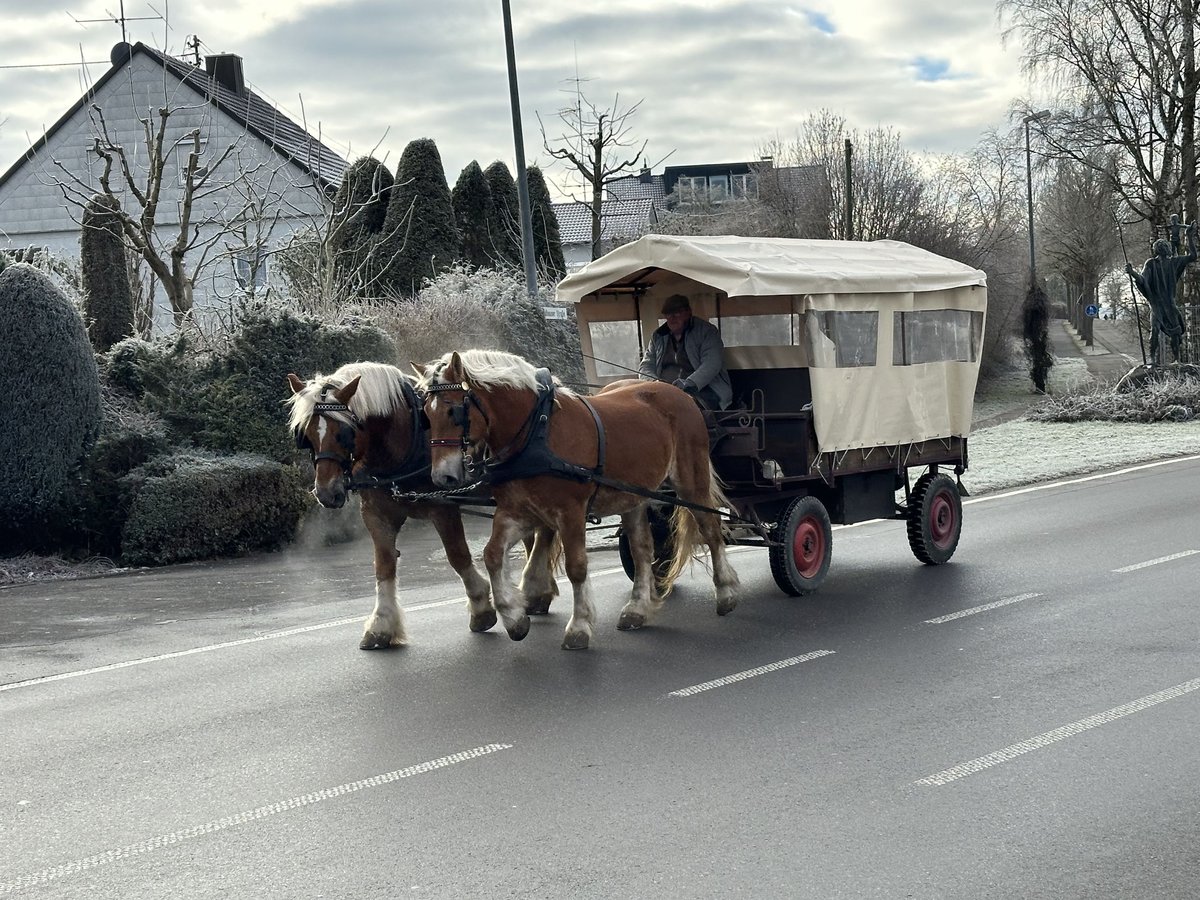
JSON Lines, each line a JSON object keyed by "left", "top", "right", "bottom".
{"left": 417, "top": 349, "right": 740, "bottom": 650}
{"left": 287, "top": 361, "right": 559, "bottom": 649}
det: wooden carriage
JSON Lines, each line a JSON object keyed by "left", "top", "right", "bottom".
{"left": 556, "top": 234, "right": 987, "bottom": 594}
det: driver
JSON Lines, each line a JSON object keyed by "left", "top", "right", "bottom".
{"left": 638, "top": 294, "right": 732, "bottom": 410}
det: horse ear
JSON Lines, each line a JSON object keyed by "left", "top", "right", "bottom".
{"left": 335, "top": 375, "right": 362, "bottom": 404}
{"left": 287, "top": 373, "right": 305, "bottom": 395}
{"left": 409, "top": 360, "right": 427, "bottom": 378}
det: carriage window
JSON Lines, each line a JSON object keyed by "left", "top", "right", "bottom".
{"left": 808, "top": 311, "right": 878, "bottom": 367}
{"left": 893, "top": 310, "right": 982, "bottom": 365}
{"left": 719, "top": 314, "right": 795, "bottom": 347}
{"left": 588, "top": 320, "right": 642, "bottom": 377}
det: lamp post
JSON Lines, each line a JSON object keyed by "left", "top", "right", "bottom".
{"left": 1023, "top": 109, "right": 1052, "bottom": 287}
{"left": 501, "top": 0, "right": 538, "bottom": 299}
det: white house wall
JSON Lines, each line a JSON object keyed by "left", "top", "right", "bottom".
{"left": 0, "top": 53, "right": 331, "bottom": 328}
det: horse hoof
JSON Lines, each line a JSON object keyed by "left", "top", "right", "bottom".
{"left": 359, "top": 631, "right": 403, "bottom": 650}
{"left": 562, "top": 631, "right": 590, "bottom": 650}
{"left": 506, "top": 615, "right": 531, "bottom": 641}
{"left": 470, "top": 610, "right": 498, "bottom": 633}
{"left": 525, "top": 596, "right": 553, "bottom": 615}
{"left": 716, "top": 598, "right": 738, "bottom": 616}
{"left": 617, "top": 611, "right": 646, "bottom": 631}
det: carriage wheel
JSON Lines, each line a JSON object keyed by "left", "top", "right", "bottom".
{"left": 906, "top": 472, "right": 962, "bottom": 565}
{"left": 769, "top": 495, "right": 832, "bottom": 596}
{"left": 617, "top": 507, "right": 674, "bottom": 583}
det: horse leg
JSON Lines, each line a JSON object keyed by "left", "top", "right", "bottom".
{"left": 427, "top": 505, "right": 495, "bottom": 633}
{"left": 616, "top": 507, "right": 662, "bottom": 631}
{"left": 696, "top": 508, "right": 740, "bottom": 616}
{"left": 519, "top": 525, "right": 559, "bottom": 615}
{"left": 559, "top": 519, "right": 596, "bottom": 650}
{"left": 359, "top": 495, "right": 408, "bottom": 650}
{"left": 482, "top": 510, "right": 532, "bottom": 641}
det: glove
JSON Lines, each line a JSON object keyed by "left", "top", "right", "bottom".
{"left": 672, "top": 378, "right": 688, "bottom": 390}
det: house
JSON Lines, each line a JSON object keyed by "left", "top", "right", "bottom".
{"left": 554, "top": 159, "right": 831, "bottom": 272}
{"left": 0, "top": 41, "right": 349, "bottom": 329}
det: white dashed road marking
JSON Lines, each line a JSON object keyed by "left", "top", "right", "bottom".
{"left": 916, "top": 677, "right": 1200, "bottom": 786}
{"left": 0, "top": 743, "right": 513, "bottom": 895}
{"left": 1113, "top": 549, "right": 1200, "bottom": 573}
{"left": 668, "top": 650, "right": 835, "bottom": 697}
{"left": 924, "top": 593, "right": 1042, "bottom": 624}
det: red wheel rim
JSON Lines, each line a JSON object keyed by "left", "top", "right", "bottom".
{"left": 929, "top": 490, "right": 957, "bottom": 548}
{"left": 792, "top": 515, "right": 826, "bottom": 579}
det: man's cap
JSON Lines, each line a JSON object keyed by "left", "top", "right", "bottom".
{"left": 661, "top": 294, "right": 691, "bottom": 314}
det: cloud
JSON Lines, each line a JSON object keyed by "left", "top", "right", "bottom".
{"left": 0, "top": 0, "right": 1038, "bottom": 202}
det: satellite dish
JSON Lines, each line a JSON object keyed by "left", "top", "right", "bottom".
{"left": 110, "top": 42, "right": 133, "bottom": 67}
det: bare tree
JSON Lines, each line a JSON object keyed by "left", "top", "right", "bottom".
{"left": 1000, "top": 0, "right": 1199, "bottom": 227}
{"left": 539, "top": 87, "right": 665, "bottom": 260}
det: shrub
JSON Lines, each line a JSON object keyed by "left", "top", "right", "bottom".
{"left": 119, "top": 450, "right": 308, "bottom": 566}
{"left": 81, "top": 193, "right": 135, "bottom": 351}
{"left": 377, "top": 138, "right": 461, "bottom": 296}
{"left": 1028, "top": 367, "right": 1200, "bottom": 423}
{"left": 452, "top": 161, "right": 493, "bottom": 269}
{"left": 104, "top": 302, "right": 396, "bottom": 461}
{"left": 0, "top": 263, "right": 102, "bottom": 549}
{"left": 527, "top": 165, "right": 566, "bottom": 280}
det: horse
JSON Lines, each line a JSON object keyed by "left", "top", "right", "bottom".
{"left": 415, "top": 349, "right": 740, "bottom": 650}
{"left": 286, "top": 361, "right": 559, "bottom": 649}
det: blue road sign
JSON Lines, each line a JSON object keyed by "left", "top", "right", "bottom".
{"left": 1084, "top": 304, "right": 1099, "bottom": 318}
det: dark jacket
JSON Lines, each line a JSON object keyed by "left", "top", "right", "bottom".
{"left": 637, "top": 315, "right": 732, "bottom": 409}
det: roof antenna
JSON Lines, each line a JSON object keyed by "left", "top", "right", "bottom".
{"left": 70, "top": 0, "right": 164, "bottom": 45}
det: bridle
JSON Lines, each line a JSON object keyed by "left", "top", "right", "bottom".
{"left": 296, "top": 399, "right": 363, "bottom": 475}
{"left": 424, "top": 380, "right": 489, "bottom": 462}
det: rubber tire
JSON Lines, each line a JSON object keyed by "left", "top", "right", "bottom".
{"left": 617, "top": 507, "right": 674, "bottom": 582}
{"left": 769, "top": 495, "right": 832, "bottom": 596}
{"left": 907, "top": 472, "right": 962, "bottom": 565}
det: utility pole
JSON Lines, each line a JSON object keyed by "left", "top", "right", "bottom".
{"left": 500, "top": 0, "right": 538, "bottom": 299}
{"left": 843, "top": 138, "right": 853, "bottom": 241}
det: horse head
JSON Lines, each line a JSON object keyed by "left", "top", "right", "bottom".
{"left": 288, "top": 371, "right": 364, "bottom": 509}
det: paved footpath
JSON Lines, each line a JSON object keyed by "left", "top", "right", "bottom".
{"left": 1056, "top": 317, "right": 1146, "bottom": 382}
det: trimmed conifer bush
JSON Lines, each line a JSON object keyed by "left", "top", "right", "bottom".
{"left": 331, "top": 156, "right": 394, "bottom": 293}
{"left": 377, "top": 138, "right": 461, "bottom": 296}
{"left": 452, "top": 161, "right": 493, "bottom": 269}
{"left": 81, "top": 193, "right": 135, "bottom": 351}
{"left": 526, "top": 165, "right": 566, "bottom": 280}
{"left": 483, "top": 160, "right": 521, "bottom": 269}
{"left": 119, "top": 450, "right": 308, "bottom": 566}
{"left": 0, "top": 263, "right": 102, "bottom": 549}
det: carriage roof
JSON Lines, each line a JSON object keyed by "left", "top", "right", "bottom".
{"left": 556, "top": 234, "right": 987, "bottom": 304}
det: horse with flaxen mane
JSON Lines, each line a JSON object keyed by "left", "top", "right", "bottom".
{"left": 416, "top": 349, "right": 739, "bottom": 650}
{"left": 286, "top": 361, "right": 559, "bottom": 649}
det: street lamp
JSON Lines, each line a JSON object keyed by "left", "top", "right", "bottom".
{"left": 1024, "top": 109, "right": 1052, "bottom": 287}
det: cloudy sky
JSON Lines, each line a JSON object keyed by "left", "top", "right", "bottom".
{"left": 0, "top": 0, "right": 1044, "bottom": 199}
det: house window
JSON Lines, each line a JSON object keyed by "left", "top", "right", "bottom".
{"left": 732, "top": 173, "right": 758, "bottom": 199}
{"left": 176, "top": 137, "right": 209, "bottom": 186}
{"left": 808, "top": 311, "right": 878, "bottom": 367}
{"left": 233, "top": 247, "right": 269, "bottom": 292}
{"left": 677, "top": 176, "right": 706, "bottom": 203}
{"left": 707, "top": 176, "right": 729, "bottom": 202}
{"left": 892, "top": 310, "right": 982, "bottom": 365}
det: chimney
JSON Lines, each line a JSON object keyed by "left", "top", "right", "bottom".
{"left": 205, "top": 53, "right": 245, "bottom": 94}
{"left": 638, "top": 166, "right": 652, "bottom": 184}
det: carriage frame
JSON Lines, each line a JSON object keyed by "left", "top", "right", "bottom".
{"left": 556, "top": 234, "right": 987, "bottom": 595}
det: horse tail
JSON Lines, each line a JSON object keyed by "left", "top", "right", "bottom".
{"left": 660, "top": 466, "right": 729, "bottom": 594}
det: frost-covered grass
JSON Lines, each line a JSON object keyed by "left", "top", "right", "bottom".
{"left": 1027, "top": 368, "right": 1200, "bottom": 423}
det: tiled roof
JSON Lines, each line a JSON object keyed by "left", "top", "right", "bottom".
{"left": 145, "top": 45, "right": 349, "bottom": 188}
{"left": 606, "top": 174, "right": 667, "bottom": 201}
{"left": 552, "top": 198, "right": 658, "bottom": 245}
{"left": 0, "top": 42, "right": 349, "bottom": 193}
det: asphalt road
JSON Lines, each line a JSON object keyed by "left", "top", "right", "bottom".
{"left": 3, "top": 456, "right": 1200, "bottom": 899}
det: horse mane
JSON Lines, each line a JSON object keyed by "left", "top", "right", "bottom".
{"left": 287, "top": 361, "right": 413, "bottom": 433}
{"left": 421, "top": 348, "right": 574, "bottom": 397}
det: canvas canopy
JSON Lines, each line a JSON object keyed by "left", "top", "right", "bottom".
{"left": 560, "top": 234, "right": 988, "bottom": 456}
{"left": 556, "top": 234, "right": 987, "bottom": 302}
